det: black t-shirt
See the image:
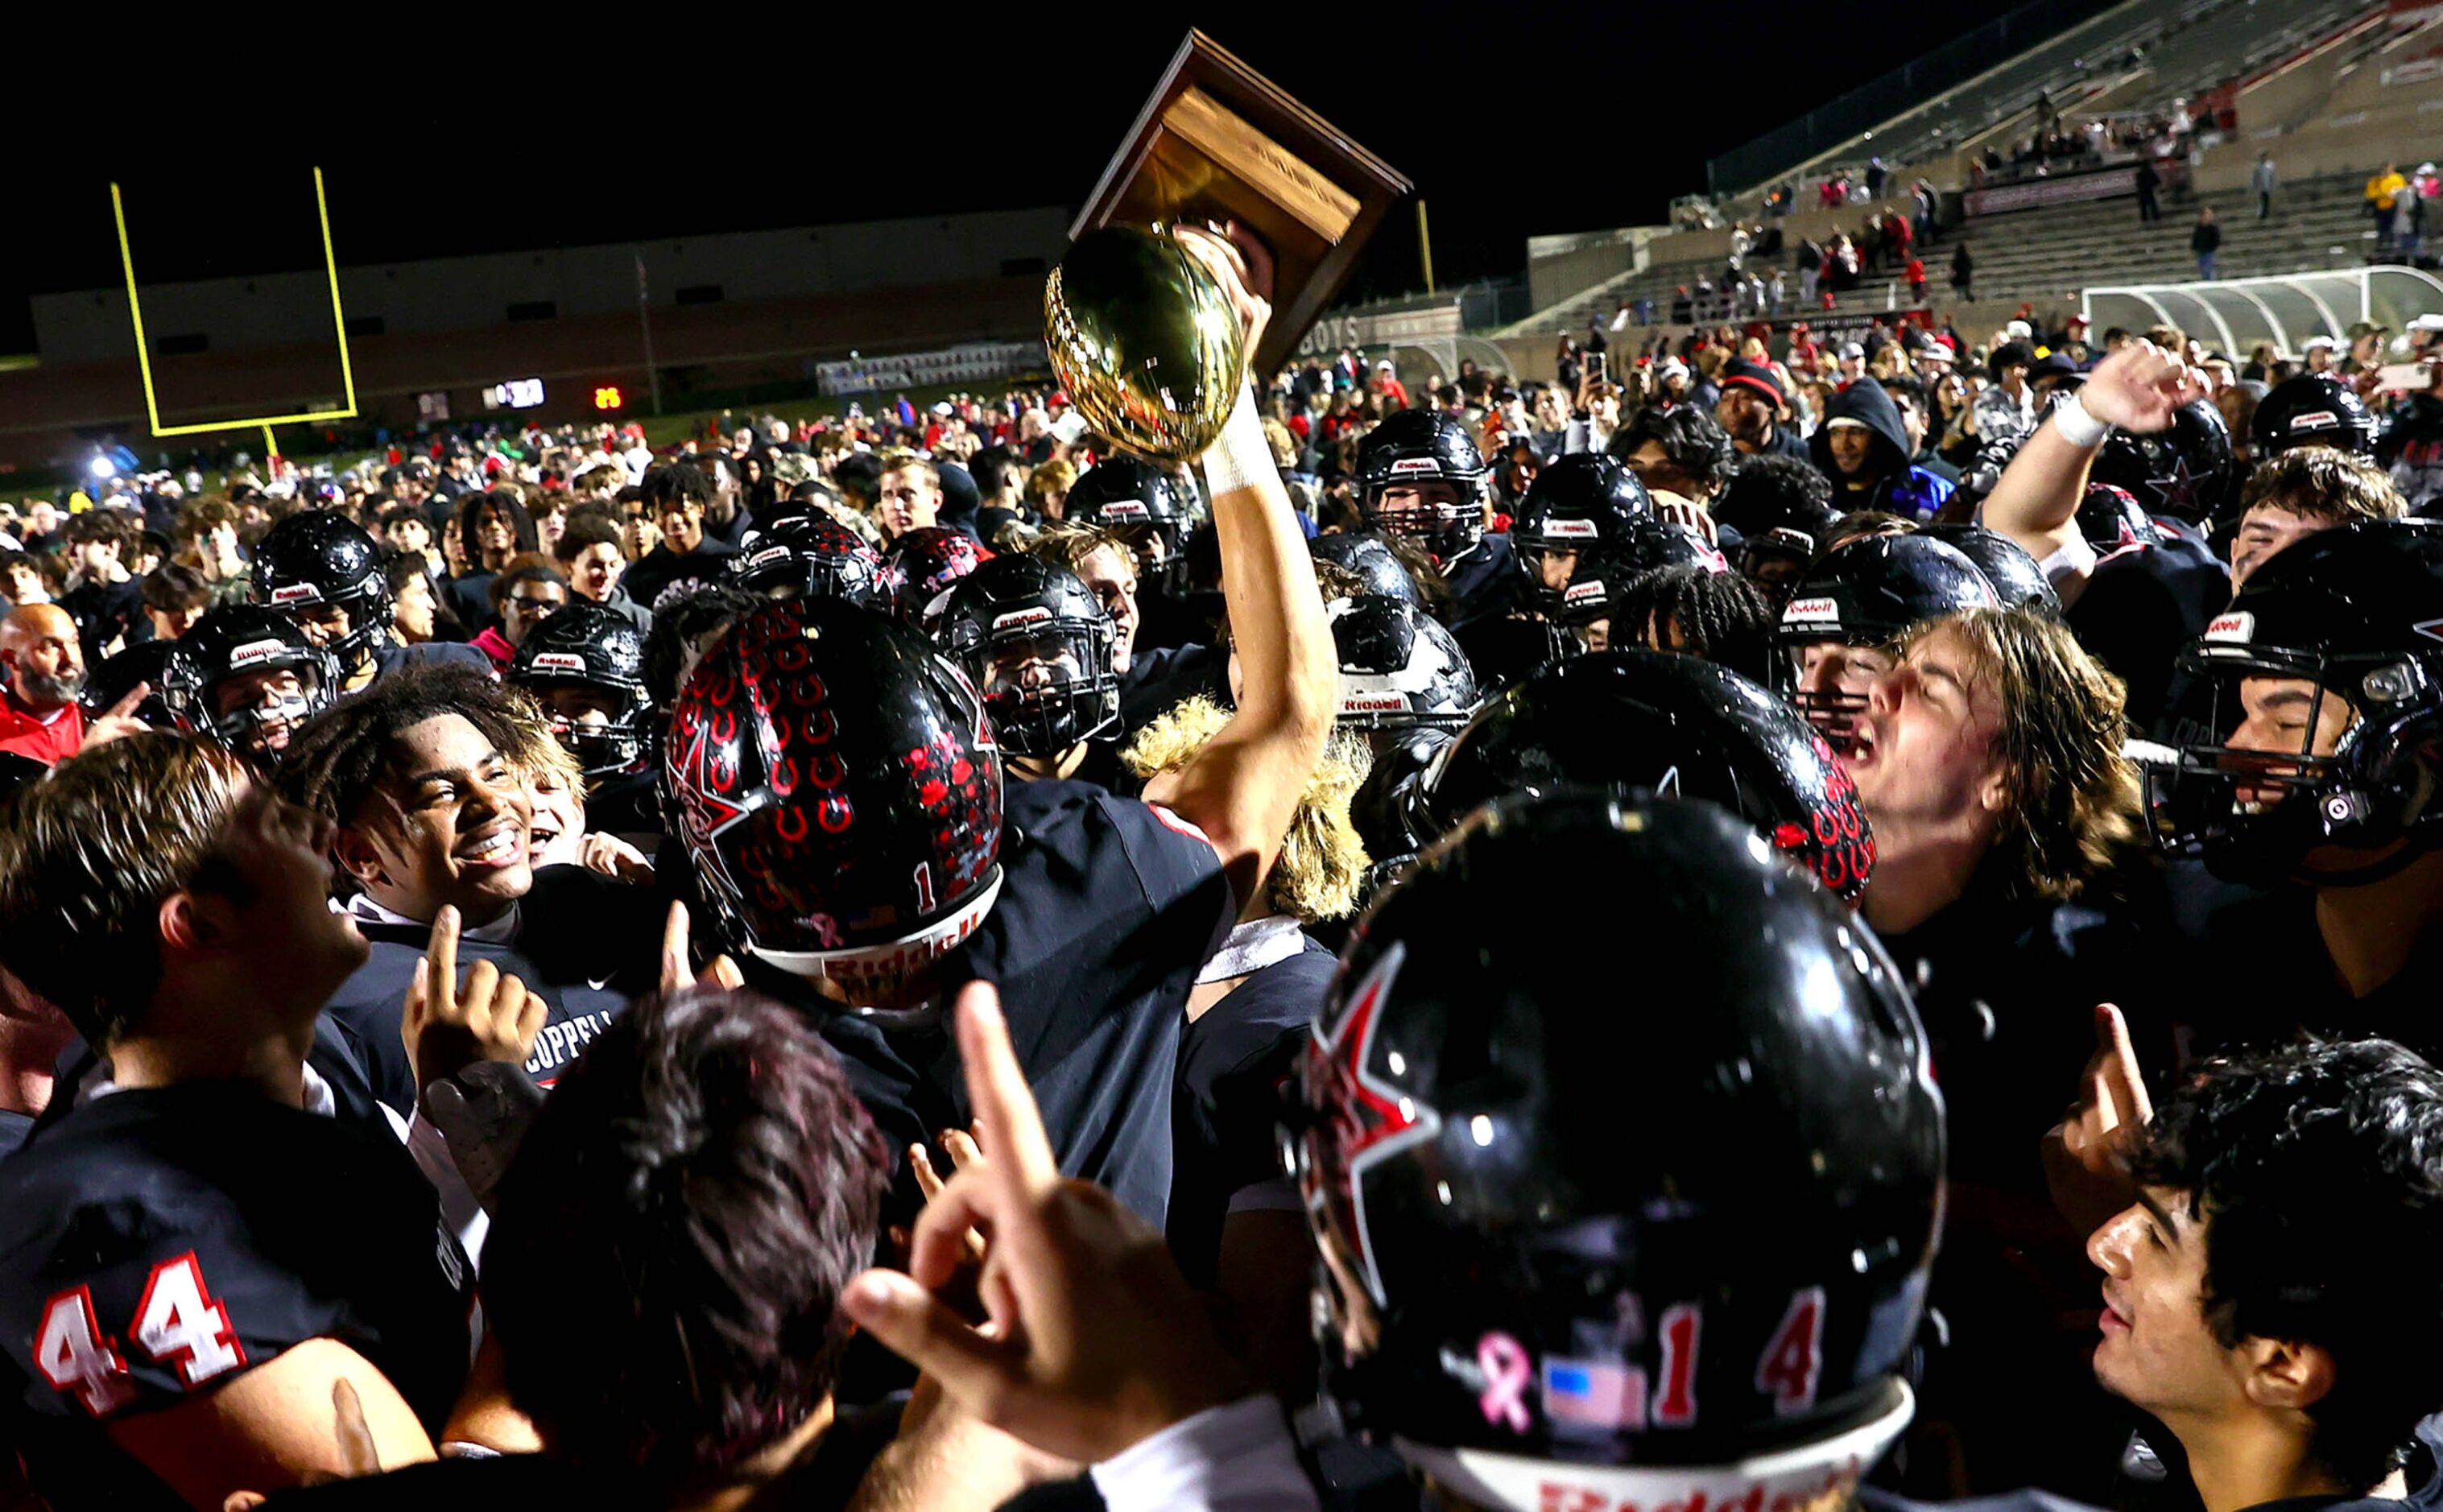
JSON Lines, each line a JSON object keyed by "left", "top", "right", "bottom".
{"left": 442, "top": 570, "right": 495, "bottom": 634}
{"left": 0, "top": 1107, "right": 33, "bottom": 1157}
{"left": 0, "top": 1024, "right": 475, "bottom": 1512}
{"left": 771, "top": 779, "right": 1236, "bottom": 1226}
{"left": 621, "top": 538, "right": 740, "bottom": 615}
{"left": 60, "top": 578, "right": 145, "bottom": 663}
{"left": 1168, "top": 932, "right": 1334, "bottom": 1288}
{"left": 323, "top": 868, "right": 660, "bottom": 1113}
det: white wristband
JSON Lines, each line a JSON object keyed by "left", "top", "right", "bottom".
{"left": 2052, "top": 391, "right": 2112, "bottom": 449}
{"left": 1201, "top": 385, "right": 1275, "bottom": 498}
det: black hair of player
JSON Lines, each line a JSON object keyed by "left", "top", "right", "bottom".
{"left": 830, "top": 452, "right": 884, "bottom": 505}
{"left": 643, "top": 580, "right": 765, "bottom": 708}
{"left": 483, "top": 985, "right": 888, "bottom": 1483}
{"left": 2127, "top": 1037, "right": 2443, "bottom": 1493}
{"left": 456, "top": 490, "right": 537, "bottom": 560}
{"left": 277, "top": 663, "right": 549, "bottom": 856}
{"left": 1608, "top": 404, "right": 1736, "bottom": 491}
{"left": 969, "top": 444, "right": 1019, "bottom": 499}
{"left": 1606, "top": 564, "right": 1778, "bottom": 682}
{"left": 490, "top": 561, "right": 568, "bottom": 611}
{"left": 639, "top": 461, "right": 715, "bottom": 513}
{"left": 556, "top": 514, "right": 622, "bottom": 561}
{"left": 142, "top": 562, "right": 212, "bottom": 613}
{"left": 0, "top": 733, "right": 251, "bottom": 1045}
{"left": 1715, "top": 452, "right": 1835, "bottom": 535}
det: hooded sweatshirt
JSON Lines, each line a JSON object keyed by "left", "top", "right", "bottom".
{"left": 1808, "top": 378, "right": 1955, "bottom": 522}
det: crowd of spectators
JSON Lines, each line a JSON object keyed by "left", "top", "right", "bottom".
{"left": 8, "top": 212, "right": 2443, "bottom": 1512}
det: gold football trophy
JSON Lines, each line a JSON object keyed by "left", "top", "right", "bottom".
{"left": 1044, "top": 31, "right": 1411, "bottom": 465}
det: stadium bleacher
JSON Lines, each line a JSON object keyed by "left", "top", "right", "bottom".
{"left": 1538, "top": 169, "right": 2385, "bottom": 346}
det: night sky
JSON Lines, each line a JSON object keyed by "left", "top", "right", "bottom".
{"left": 3, "top": 7, "right": 2003, "bottom": 353}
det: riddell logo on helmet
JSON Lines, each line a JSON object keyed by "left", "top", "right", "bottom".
{"left": 2205, "top": 612, "right": 2254, "bottom": 642}
{"left": 1527, "top": 1461, "right": 1861, "bottom": 1512}
{"left": 750, "top": 547, "right": 790, "bottom": 567}
{"left": 1342, "top": 691, "right": 1412, "bottom": 713}
{"left": 1390, "top": 457, "right": 1441, "bottom": 476}
{"left": 992, "top": 606, "right": 1053, "bottom": 631}
{"left": 1543, "top": 518, "right": 1601, "bottom": 539}
{"left": 2290, "top": 411, "right": 2339, "bottom": 432}
{"left": 1565, "top": 580, "right": 1608, "bottom": 605}
{"left": 531, "top": 653, "right": 588, "bottom": 673}
{"left": 228, "top": 639, "right": 286, "bottom": 667}
{"left": 1100, "top": 500, "right": 1151, "bottom": 522}
{"left": 270, "top": 583, "right": 322, "bottom": 604}
{"left": 1781, "top": 597, "right": 1838, "bottom": 624}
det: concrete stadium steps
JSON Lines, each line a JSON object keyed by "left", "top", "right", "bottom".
{"left": 1558, "top": 171, "right": 2391, "bottom": 346}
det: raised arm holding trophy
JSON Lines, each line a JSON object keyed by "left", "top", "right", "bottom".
{"left": 1045, "top": 29, "right": 1412, "bottom": 465}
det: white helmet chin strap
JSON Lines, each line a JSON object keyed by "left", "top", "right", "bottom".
{"left": 1398, "top": 1380, "right": 1912, "bottom": 1512}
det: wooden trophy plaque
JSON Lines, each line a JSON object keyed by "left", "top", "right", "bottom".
{"left": 1071, "top": 31, "right": 1413, "bottom": 379}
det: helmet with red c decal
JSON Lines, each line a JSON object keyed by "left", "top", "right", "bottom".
{"left": 1417, "top": 650, "right": 1875, "bottom": 902}
{"left": 663, "top": 597, "right": 1003, "bottom": 994}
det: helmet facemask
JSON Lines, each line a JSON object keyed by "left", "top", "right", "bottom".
{"left": 961, "top": 618, "right": 1121, "bottom": 758}
{"left": 2148, "top": 642, "right": 2439, "bottom": 884}
{"left": 1365, "top": 476, "right": 1486, "bottom": 570}
{"left": 207, "top": 663, "right": 330, "bottom": 761}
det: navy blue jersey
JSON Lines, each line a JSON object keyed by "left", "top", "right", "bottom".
{"left": 0, "top": 1024, "right": 474, "bottom": 1511}
{"left": 1168, "top": 932, "right": 1335, "bottom": 1287}
{"left": 324, "top": 866, "right": 659, "bottom": 1113}
{"left": 0, "top": 1108, "right": 31, "bottom": 1159}
{"left": 783, "top": 779, "right": 1235, "bottom": 1227}
{"left": 1118, "top": 642, "right": 1227, "bottom": 737}
{"left": 370, "top": 640, "right": 494, "bottom": 684}
{"left": 1446, "top": 532, "right": 1521, "bottom": 631}
{"left": 2067, "top": 535, "right": 2228, "bottom": 733}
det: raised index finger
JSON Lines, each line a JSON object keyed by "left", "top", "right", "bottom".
{"left": 427, "top": 905, "right": 462, "bottom": 1017}
{"left": 953, "top": 981, "right": 1056, "bottom": 1196}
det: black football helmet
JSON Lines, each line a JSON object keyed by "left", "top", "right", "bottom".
{"left": 664, "top": 596, "right": 1002, "bottom": 994}
{"left": 1309, "top": 531, "right": 1428, "bottom": 609}
{"left": 250, "top": 511, "right": 393, "bottom": 667}
{"left": 510, "top": 603, "right": 656, "bottom": 778}
{"left": 1918, "top": 523, "right": 2061, "bottom": 617}
{"left": 173, "top": 605, "right": 340, "bottom": 762}
{"left": 2251, "top": 371, "right": 2378, "bottom": 460}
{"left": 1298, "top": 791, "right": 1938, "bottom": 1510}
{"left": 81, "top": 640, "right": 193, "bottom": 733}
{"left": 733, "top": 515, "right": 884, "bottom": 605}
{"left": 1329, "top": 595, "right": 1478, "bottom": 740}
{"left": 933, "top": 555, "right": 1119, "bottom": 758}
{"left": 1775, "top": 535, "right": 1997, "bottom": 751}
{"left": 1064, "top": 458, "right": 1201, "bottom": 593}
{"left": 1511, "top": 456, "right": 1656, "bottom": 623}
{"left": 1420, "top": 651, "right": 1875, "bottom": 901}
{"left": 1358, "top": 410, "right": 1493, "bottom": 568}
{"left": 2076, "top": 482, "right": 2161, "bottom": 553}
{"left": 2147, "top": 519, "right": 2443, "bottom": 885}
{"left": 878, "top": 528, "right": 988, "bottom": 629}
{"left": 2090, "top": 399, "right": 2237, "bottom": 523}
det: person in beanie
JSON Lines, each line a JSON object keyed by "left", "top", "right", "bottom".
{"left": 1715, "top": 359, "right": 1812, "bottom": 461}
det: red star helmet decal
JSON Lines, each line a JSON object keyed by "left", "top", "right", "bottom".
{"left": 1304, "top": 940, "right": 1441, "bottom": 1306}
